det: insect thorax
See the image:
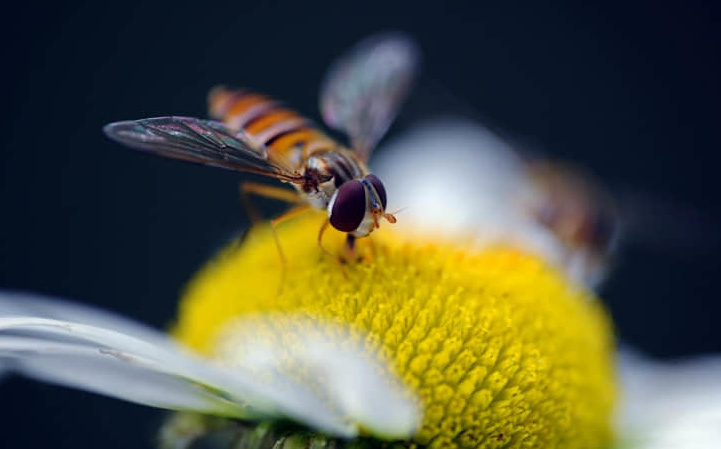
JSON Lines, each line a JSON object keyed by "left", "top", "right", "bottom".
{"left": 299, "top": 149, "right": 367, "bottom": 210}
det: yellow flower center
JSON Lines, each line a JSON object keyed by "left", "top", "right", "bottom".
{"left": 172, "top": 212, "right": 616, "bottom": 449}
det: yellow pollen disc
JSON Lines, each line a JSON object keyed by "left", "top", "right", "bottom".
{"left": 172, "top": 211, "right": 616, "bottom": 449}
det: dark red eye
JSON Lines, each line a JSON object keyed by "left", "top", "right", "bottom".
{"left": 329, "top": 180, "right": 367, "bottom": 232}
{"left": 365, "top": 174, "right": 387, "bottom": 209}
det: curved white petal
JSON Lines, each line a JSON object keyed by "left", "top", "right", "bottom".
{"left": 214, "top": 315, "right": 421, "bottom": 440}
{"left": 0, "top": 291, "right": 178, "bottom": 349}
{"left": 0, "top": 316, "right": 281, "bottom": 419}
{"left": 0, "top": 292, "right": 280, "bottom": 417}
{"left": 0, "top": 292, "right": 421, "bottom": 440}
{"left": 307, "top": 337, "right": 420, "bottom": 439}
{"left": 0, "top": 335, "right": 240, "bottom": 415}
{"left": 617, "top": 349, "right": 721, "bottom": 448}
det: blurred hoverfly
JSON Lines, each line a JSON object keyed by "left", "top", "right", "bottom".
{"left": 104, "top": 33, "right": 419, "bottom": 255}
{"left": 520, "top": 159, "right": 620, "bottom": 287}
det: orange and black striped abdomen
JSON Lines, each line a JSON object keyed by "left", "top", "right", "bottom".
{"left": 208, "top": 86, "right": 335, "bottom": 164}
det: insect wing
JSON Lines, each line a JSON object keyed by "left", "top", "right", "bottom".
{"left": 320, "top": 32, "right": 420, "bottom": 161}
{"left": 103, "top": 117, "right": 301, "bottom": 182}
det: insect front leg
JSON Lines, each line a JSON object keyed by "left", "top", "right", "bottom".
{"left": 239, "top": 182, "right": 304, "bottom": 225}
{"left": 317, "top": 219, "right": 349, "bottom": 279}
{"left": 239, "top": 182, "right": 307, "bottom": 294}
{"left": 344, "top": 234, "right": 358, "bottom": 261}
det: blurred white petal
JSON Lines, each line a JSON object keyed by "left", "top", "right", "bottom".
{"left": 617, "top": 349, "right": 721, "bottom": 448}
{"left": 373, "top": 118, "right": 531, "bottom": 236}
{"left": 373, "top": 119, "right": 564, "bottom": 266}
{"left": 373, "top": 117, "right": 603, "bottom": 288}
{"left": 0, "top": 291, "right": 420, "bottom": 440}
{"left": 215, "top": 315, "right": 421, "bottom": 440}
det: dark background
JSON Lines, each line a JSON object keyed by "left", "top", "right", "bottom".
{"left": 1, "top": 1, "right": 720, "bottom": 448}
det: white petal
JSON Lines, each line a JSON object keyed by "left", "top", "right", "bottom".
{"left": 215, "top": 315, "right": 421, "bottom": 440}
{"left": 372, "top": 118, "right": 565, "bottom": 265}
{"left": 304, "top": 336, "right": 421, "bottom": 439}
{"left": 0, "top": 335, "right": 240, "bottom": 415}
{"left": 0, "top": 314, "right": 360, "bottom": 437}
{"left": 372, "top": 118, "right": 529, "bottom": 235}
{"left": 0, "top": 316, "right": 279, "bottom": 419}
{"left": 0, "top": 293, "right": 290, "bottom": 414}
{"left": 0, "top": 292, "right": 420, "bottom": 439}
{"left": 0, "top": 290, "right": 177, "bottom": 349}
{"left": 617, "top": 348, "right": 721, "bottom": 448}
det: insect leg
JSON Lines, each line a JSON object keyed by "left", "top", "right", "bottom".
{"left": 317, "top": 220, "right": 349, "bottom": 279}
{"left": 317, "top": 219, "right": 334, "bottom": 258}
{"left": 239, "top": 182, "right": 305, "bottom": 294}
{"left": 239, "top": 182, "right": 304, "bottom": 224}
{"left": 344, "top": 234, "right": 358, "bottom": 262}
{"left": 268, "top": 205, "right": 312, "bottom": 293}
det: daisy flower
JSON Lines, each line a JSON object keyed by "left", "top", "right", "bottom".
{"left": 1, "top": 67, "right": 717, "bottom": 449}
{"left": 0, "top": 208, "right": 614, "bottom": 448}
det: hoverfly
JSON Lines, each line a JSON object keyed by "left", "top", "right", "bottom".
{"left": 520, "top": 159, "right": 620, "bottom": 287}
{"left": 104, "top": 33, "right": 419, "bottom": 254}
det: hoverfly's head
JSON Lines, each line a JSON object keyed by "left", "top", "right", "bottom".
{"left": 327, "top": 174, "right": 396, "bottom": 237}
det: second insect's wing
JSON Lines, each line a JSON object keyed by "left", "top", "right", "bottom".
{"left": 320, "top": 32, "right": 420, "bottom": 161}
{"left": 104, "top": 117, "right": 302, "bottom": 182}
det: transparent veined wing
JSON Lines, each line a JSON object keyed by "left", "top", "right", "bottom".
{"left": 320, "top": 32, "right": 420, "bottom": 162}
{"left": 104, "top": 117, "right": 303, "bottom": 183}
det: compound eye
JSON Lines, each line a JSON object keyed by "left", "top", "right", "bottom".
{"left": 329, "top": 180, "right": 367, "bottom": 232}
{"left": 365, "top": 174, "right": 387, "bottom": 209}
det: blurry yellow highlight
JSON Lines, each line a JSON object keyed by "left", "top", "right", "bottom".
{"left": 173, "top": 212, "right": 616, "bottom": 449}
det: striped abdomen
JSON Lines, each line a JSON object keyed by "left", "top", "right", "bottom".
{"left": 208, "top": 86, "right": 337, "bottom": 168}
